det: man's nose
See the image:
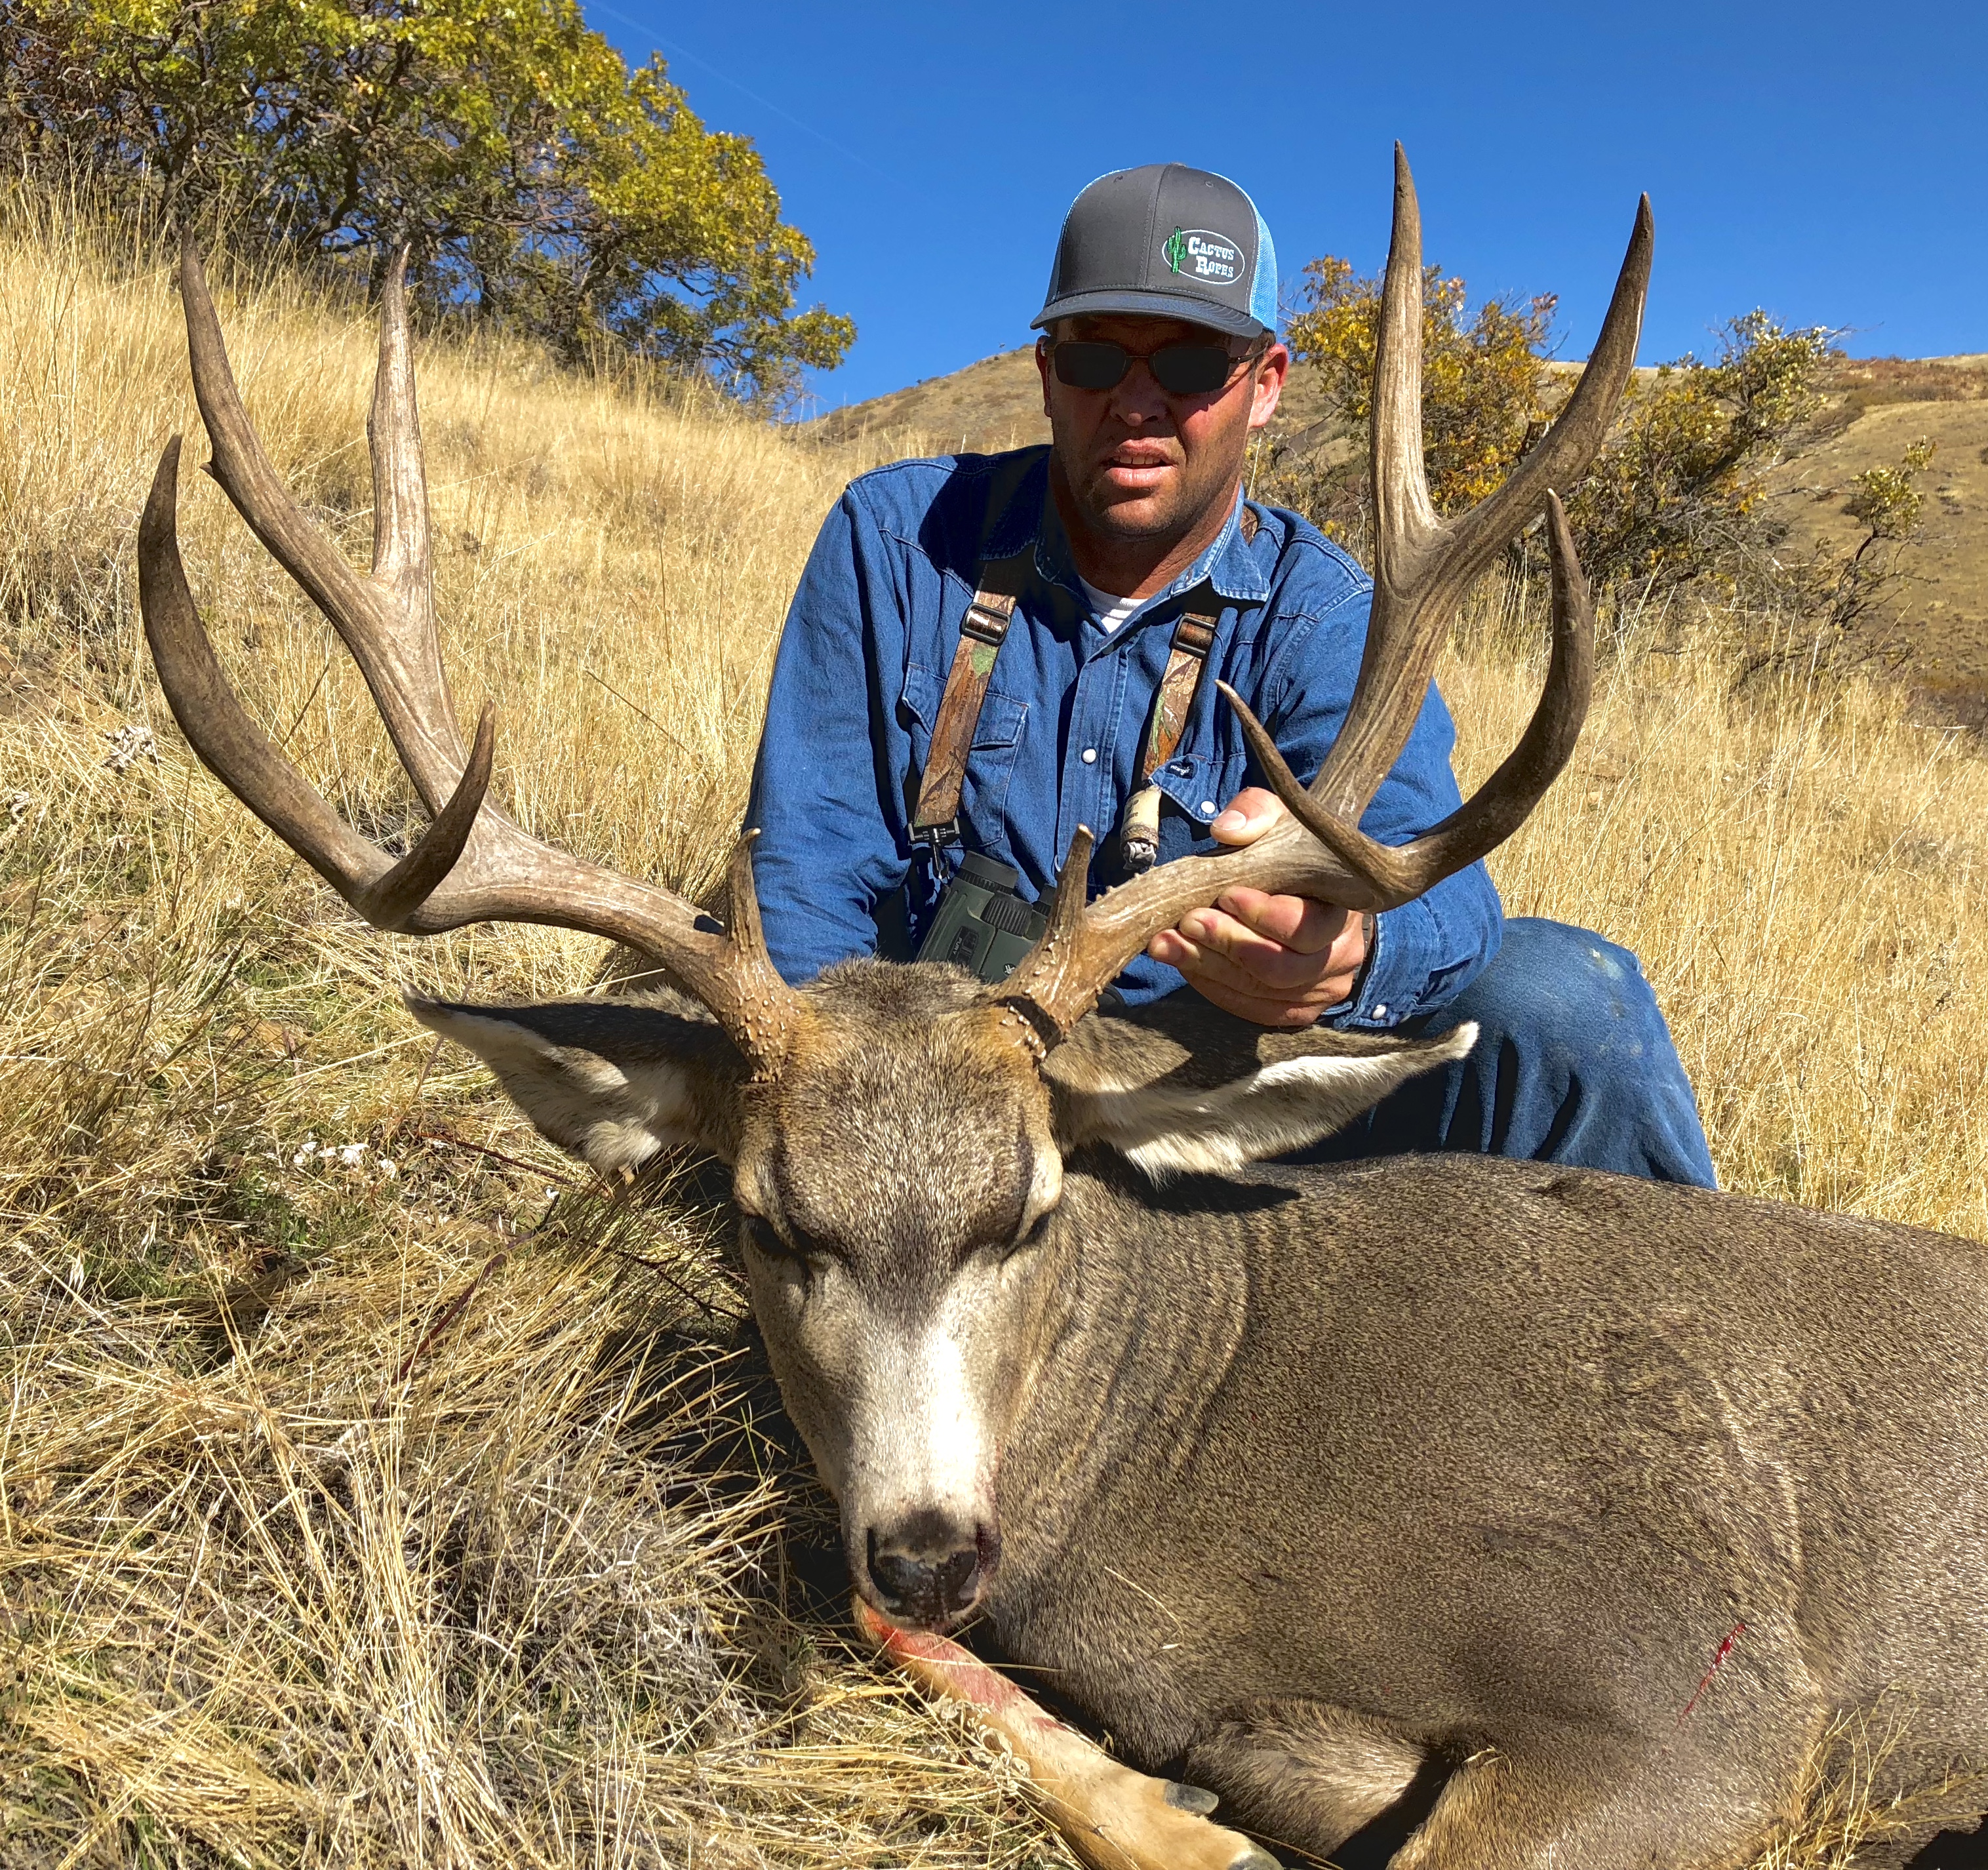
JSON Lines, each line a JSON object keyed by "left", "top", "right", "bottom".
{"left": 1108, "top": 360, "right": 1172, "bottom": 424}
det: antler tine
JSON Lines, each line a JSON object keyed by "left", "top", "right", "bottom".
{"left": 144, "top": 258, "right": 808, "bottom": 1066}
{"left": 1448, "top": 194, "right": 1654, "bottom": 576}
{"left": 997, "top": 815, "right": 1397, "bottom": 1041}
{"left": 1216, "top": 489, "right": 1593, "bottom": 905}
{"left": 1370, "top": 142, "right": 1441, "bottom": 570}
{"left": 982, "top": 827, "right": 1094, "bottom": 1029}
{"left": 138, "top": 436, "right": 491, "bottom": 928}
{"left": 180, "top": 237, "right": 466, "bottom": 811}
{"left": 368, "top": 245, "right": 438, "bottom": 629}
{"left": 724, "top": 833, "right": 806, "bottom": 1070}
{"left": 997, "top": 154, "right": 1647, "bottom": 1043}
{"left": 1309, "top": 150, "right": 1650, "bottom": 827}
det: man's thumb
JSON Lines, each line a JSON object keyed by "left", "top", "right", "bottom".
{"left": 1210, "top": 786, "right": 1286, "bottom": 846}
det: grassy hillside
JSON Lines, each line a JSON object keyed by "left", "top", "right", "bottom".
{"left": 0, "top": 193, "right": 1065, "bottom": 1869}
{"left": 5, "top": 188, "right": 1987, "bottom": 1866}
{"left": 1764, "top": 355, "right": 1988, "bottom": 719}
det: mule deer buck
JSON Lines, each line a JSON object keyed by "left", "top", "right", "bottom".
{"left": 137, "top": 152, "right": 1988, "bottom": 1869}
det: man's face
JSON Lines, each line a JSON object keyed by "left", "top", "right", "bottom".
{"left": 1036, "top": 313, "right": 1288, "bottom": 546}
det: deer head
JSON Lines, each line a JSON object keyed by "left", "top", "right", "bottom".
{"left": 137, "top": 149, "right": 1649, "bottom": 1631}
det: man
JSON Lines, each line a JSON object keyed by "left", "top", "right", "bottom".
{"left": 747, "top": 163, "right": 1713, "bottom": 1185}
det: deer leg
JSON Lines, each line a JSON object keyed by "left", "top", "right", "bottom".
{"left": 1387, "top": 1732, "right": 1792, "bottom": 1870}
{"left": 854, "top": 1600, "right": 1276, "bottom": 1870}
{"left": 1178, "top": 1701, "right": 1437, "bottom": 1859}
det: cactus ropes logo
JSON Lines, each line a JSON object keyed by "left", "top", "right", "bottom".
{"left": 1163, "top": 227, "right": 1242, "bottom": 285}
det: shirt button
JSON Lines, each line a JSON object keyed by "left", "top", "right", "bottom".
{"left": 1081, "top": 747, "right": 1098, "bottom": 765}
{"left": 1372, "top": 1004, "right": 1389, "bottom": 1018}
{"left": 1199, "top": 800, "right": 1217, "bottom": 816}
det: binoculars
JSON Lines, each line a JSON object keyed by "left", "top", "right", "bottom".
{"left": 916, "top": 851, "right": 1054, "bottom": 985}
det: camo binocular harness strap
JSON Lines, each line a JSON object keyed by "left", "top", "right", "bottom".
{"left": 909, "top": 547, "right": 1032, "bottom": 852}
{"left": 910, "top": 507, "right": 1258, "bottom": 869}
{"left": 1114, "top": 604, "right": 1215, "bottom": 874}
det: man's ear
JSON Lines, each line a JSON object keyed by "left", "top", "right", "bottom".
{"left": 1046, "top": 1002, "right": 1477, "bottom": 1180}
{"left": 406, "top": 995, "right": 747, "bottom": 1174}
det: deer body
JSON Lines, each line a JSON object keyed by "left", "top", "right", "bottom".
{"left": 980, "top": 1154, "right": 1988, "bottom": 1861}
{"left": 134, "top": 153, "right": 1988, "bottom": 1861}
{"left": 419, "top": 972, "right": 1988, "bottom": 1866}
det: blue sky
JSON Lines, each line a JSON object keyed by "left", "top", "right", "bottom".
{"left": 586, "top": 2, "right": 1986, "bottom": 413}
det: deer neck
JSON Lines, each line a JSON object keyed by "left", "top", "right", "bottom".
{"left": 993, "top": 1162, "right": 1256, "bottom": 1587}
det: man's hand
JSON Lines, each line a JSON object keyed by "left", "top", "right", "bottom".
{"left": 1145, "top": 787, "right": 1369, "bottom": 1028}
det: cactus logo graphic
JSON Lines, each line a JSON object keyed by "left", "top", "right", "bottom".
{"left": 1163, "top": 228, "right": 1242, "bottom": 285}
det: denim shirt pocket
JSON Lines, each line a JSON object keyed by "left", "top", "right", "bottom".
{"left": 1149, "top": 747, "right": 1248, "bottom": 862}
{"left": 899, "top": 660, "right": 1029, "bottom": 837}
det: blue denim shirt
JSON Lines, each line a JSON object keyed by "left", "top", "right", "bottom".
{"left": 746, "top": 445, "right": 1502, "bottom": 1027}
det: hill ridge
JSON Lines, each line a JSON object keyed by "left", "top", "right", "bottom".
{"left": 803, "top": 347, "right": 1988, "bottom": 719}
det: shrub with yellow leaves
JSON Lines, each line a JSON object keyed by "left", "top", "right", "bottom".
{"left": 1265, "top": 269, "right": 1938, "bottom": 647}
{"left": 1564, "top": 311, "right": 1837, "bottom": 601}
{"left": 1269, "top": 253, "right": 1557, "bottom": 546}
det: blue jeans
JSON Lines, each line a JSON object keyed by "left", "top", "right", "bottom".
{"left": 1303, "top": 918, "right": 1717, "bottom": 1187}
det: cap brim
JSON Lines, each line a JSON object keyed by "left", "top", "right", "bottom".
{"left": 1031, "top": 288, "right": 1268, "bottom": 340}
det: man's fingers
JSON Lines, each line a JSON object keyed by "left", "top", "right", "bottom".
{"left": 1178, "top": 897, "right": 1364, "bottom": 986}
{"left": 1151, "top": 930, "right": 1357, "bottom": 1011}
{"left": 1170, "top": 907, "right": 1337, "bottom": 990}
{"left": 1212, "top": 886, "right": 1346, "bottom": 955}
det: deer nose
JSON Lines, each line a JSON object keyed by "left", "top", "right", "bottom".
{"left": 865, "top": 1513, "right": 993, "bottom": 1627}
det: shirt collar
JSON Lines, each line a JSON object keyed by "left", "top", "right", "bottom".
{"left": 1024, "top": 479, "right": 1271, "bottom": 610}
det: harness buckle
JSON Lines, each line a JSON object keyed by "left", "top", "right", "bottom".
{"left": 912, "top": 820, "right": 959, "bottom": 866}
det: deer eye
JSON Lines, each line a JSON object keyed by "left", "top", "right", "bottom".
{"left": 745, "top": 1215, "right": 832, "bottom": 1268}
{"left": 1003, "top": 1207, "right": 1056, "bottom": 1262}
{"left": 744, "top": 1216, "right": 803, "bottom": 1261}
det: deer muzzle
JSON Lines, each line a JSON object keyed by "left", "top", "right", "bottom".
{"left": 864, "top": 1509, "right": 1001, "bottom": 1630}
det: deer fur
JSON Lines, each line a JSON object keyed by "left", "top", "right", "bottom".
{"left": 414, "top": 966, "right": 1988, "bottom": 1869}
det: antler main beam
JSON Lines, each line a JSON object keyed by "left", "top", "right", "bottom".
{"left": 139, "top": 243, "right": 804, "bottom": 1067}
{"left": 1315, "top": 146, "right": 1650, "bottom": 827}
{"left": 997, "top": 149, "right": 1650, "bottom": 1039}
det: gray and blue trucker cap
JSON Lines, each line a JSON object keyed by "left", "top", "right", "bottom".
{"left": 1033, "top": 163, "right": 1277, "bottom": 340}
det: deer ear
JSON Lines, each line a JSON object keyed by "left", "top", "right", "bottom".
{"left": 1046, "top": 1009, "right": 1477, "bottom": 1180}
{"left": 407, "top": 995, "right": 746, "bottom": 1173}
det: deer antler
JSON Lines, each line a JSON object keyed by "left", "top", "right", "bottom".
{"left": 138, "top": 241, "right": 804, "bottom": 1069}
{"left": 997, "top": 147, "right": 1651, "bottom": 1039}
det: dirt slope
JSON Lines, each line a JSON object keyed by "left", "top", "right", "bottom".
{"left": 1764, "top": 357, "right": 1988, "bottom": 719}
{"left": 806, "top": 349, "right": 1988, "bottom": 717}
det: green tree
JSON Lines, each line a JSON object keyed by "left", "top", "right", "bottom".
{"left": 0, "top": 0, "right": 854, "bottom": 401}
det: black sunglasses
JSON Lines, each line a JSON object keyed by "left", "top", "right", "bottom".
{"left": 1049, "top": 337, "right": 1257, "bottom": 397}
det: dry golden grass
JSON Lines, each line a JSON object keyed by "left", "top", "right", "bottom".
{"left": 1, "top": 190, "right": 1072, "bottom": 1869}
{"left": 3, "top": 188, "right": 1985, "bottom": 1867}
{"left": 1456, "top": 591, "right": 1988, "bottom": 1240}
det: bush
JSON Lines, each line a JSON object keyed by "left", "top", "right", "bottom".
{"left": 1270, "top": 253, "right": 1557, "bottom": 544}
{"left": 1260, "top": 258, "right": 1936, "bottom": 641}
{"left": 0, "top": 0, "right": 854, "bottom": 402}
{"left": 1789, "top": 436, "right": 1939, "bottom": 647}
{"left": 1563, "top": 311, "right": 1837, "bottom": 602}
